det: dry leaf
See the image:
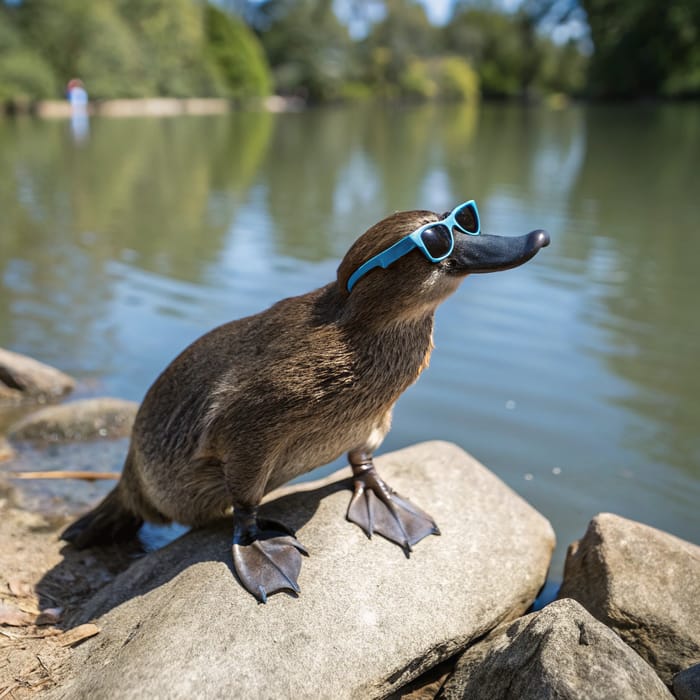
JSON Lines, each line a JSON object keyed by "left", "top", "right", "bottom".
{"left": 17, "top": 600, "right": 40, "bottom": 615}
{"left": 0, "top": 602, "right": 35, "bottom": 627}
{"left": 7, "top": 579, "right": 33, "bottom": 598}
{"left": 58, "top": 623, "right": 100, "bottom": 647}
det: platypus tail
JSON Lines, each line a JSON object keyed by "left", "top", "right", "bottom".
{"left": 61, "top": 486, "right": 143, "bottom": 548}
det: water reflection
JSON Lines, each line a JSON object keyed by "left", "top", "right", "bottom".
{"left": 0, "top": 112, "right": 273, "bottom": 377}
{"left": 570, "top": 106, "right": 700, "bottom": 477}
{"left": 70, "top": 112, "right": 90, "bottom": 145}
{"left": 1, "top": 102, "right": 698, "bottom": 576}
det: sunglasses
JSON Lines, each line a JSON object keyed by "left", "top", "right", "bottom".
{"left": 346, "top": 200, "right": 481, "bottom": 292}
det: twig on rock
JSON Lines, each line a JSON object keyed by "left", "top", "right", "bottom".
{"left": 7, "top": 471, "right": 120, "bottom": 481}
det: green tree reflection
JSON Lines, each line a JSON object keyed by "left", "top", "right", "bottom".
{"left": 0, "top": 112, "right": 273, "bottom": 362}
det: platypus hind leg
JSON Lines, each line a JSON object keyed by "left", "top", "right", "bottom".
{"left": 232, "top": 505, "right": 309, "bottom": 603}
{"left": 346, "top": 449, "right": 440, "bottom": 553}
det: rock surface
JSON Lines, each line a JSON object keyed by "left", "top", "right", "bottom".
{"left": 0, "top": 437, "right": 14, "bottom": 462}
{"left": 673, "top": 663, "right": 700, "bottom": 700}
{"left": 8, "top": 398, "right": 138, "bottom": 445}
{"left": 47, "top": 441, "right": 555, "bottom": 700}
{"left": 439, "top": 598, "right": 673, "bottom": 700}
{"left": 0, "top": 348, "right": 75, "bottom": 405}
{"left": 558, "top": 513, "right": 700, "bottom": 685}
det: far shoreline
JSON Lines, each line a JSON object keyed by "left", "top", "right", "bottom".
{"left": 2, "top": 95, "right": 305, "bottom": 119}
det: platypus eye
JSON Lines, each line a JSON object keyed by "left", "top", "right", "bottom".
{"left": 420, "top": 224, "right": 452, "bottom": 258}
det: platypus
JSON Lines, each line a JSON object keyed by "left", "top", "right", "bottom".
{"left": 62, "top": 200, "right": 549, "bottom": 602}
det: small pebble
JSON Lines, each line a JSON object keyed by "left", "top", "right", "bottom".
{"left": 36, "top": 607, "right": 63, "bottom": 625}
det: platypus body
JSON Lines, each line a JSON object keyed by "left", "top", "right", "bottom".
{"left": 63, "top": 202, "right": 549, "bottom": 601}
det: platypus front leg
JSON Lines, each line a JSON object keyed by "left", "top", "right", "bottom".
{"left": 346, "top": 449, "right": 440, "bottom": 554}
{"left": 232, "top": 505, "right": 308, "bottom": 603}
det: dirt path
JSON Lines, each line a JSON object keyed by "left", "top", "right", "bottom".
{"left": 0, "top": 480, "right": 136, "bottom": 698}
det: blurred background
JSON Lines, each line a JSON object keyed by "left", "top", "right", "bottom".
{"left": 1, "top": 0, "right": 699, "bottom": 580}
{"left": 2, "top": 0, "right": 700, "bottom": 103}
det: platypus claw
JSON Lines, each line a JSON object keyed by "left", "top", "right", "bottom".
{"left": 346, "top": 464, "right": 440, "bottom": 554}
{"left": 232, "top": 511, "right": 308, "bottom": 603}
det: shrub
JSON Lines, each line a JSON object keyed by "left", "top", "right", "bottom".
{"left": 204, "top": 4, "right": 273, "bottom": 98}
{"left": 435, "top": 56, "right": 479, "bottom": 102}
{"left": 400, "top": 59, "right": 437, "bottom": 100}
{"left": 0, "top": 49, "right": 57, "bottom": 100}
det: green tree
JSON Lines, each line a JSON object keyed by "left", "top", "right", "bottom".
{"left": 445, "top": 2, "right": 587, "bottom": 98}
{"left": 435, "top": 56, "right": 480, "bottom": 102}
{"left": 359, "top": 0, "right": 438, "bottom": 97}
{"left": 7, "top": 0, "right": 160, "bottom": 97}
{"left": 117, "top": 0, "right": 220, "bottom": 97}
{"left": 538, "top": 38, "right": 587, "bottom": 95}
{"left": 254, "top": 0, "right": 353, "bottom": 101}
{"left": 9, "top": 0, "right": 151, "bottom": 98}
{"left": 582, "top": 0, "right": 700, "bottom": 98}
{"left": 72, "top": 2, "right": 151, "bottom": 98}
{"left": 3, "top": 0, "right": 273, "bottom": 100}
{"left": 204, "top": 4, "right": 272, "bottom": 98}
{"left": 0, "top": 10, "right": 57, "bottom": 100}
{"left": 444, "top": 7, "right": 525, "bottom": 97}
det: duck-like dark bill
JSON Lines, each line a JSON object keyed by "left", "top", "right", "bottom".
{"left": 448, "top": 229, "right": 550, "bottom": 274}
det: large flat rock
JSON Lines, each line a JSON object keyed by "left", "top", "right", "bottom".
{"left": 558, "top": 513, "right": 700, "bottom": 685}
{"left": 49, "top": 441, "right": 555, "bottom": 699}
{"left": 440, "top": 598, "right": 673, "bottom": 700}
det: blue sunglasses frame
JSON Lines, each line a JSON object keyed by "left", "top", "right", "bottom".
{"left": 346, "top": 200, "right": 481, "bottom": 292}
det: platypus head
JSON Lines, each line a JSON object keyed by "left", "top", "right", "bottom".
{"left": 337, "top": 201, "right": 549, "bottom": 321}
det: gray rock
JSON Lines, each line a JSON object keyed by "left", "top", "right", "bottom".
{"left": 49, "top": 441, "right": 555, "bottom": 700}
{"left": 558, "top": 513, "right": 700, "bottom": 685}
{"left": 8, "top": 398, "right": 139, "bottom": 445}
{"left": 440, "top": 598, "right": 673, "bottom": 700}
{"left": 0, "top": 348, "right": 75, "bottom": 405}
{"left": 674, "top": 663, "right": 700, "bottom": 700}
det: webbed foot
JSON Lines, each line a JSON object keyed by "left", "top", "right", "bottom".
{"left": 232, "top": 507, "right": 308, "bottom": 603}
{"left": 346, "top": 452, "right": 440, "bottom": 553}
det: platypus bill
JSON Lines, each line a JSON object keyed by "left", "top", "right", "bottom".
{"left": 62, "top": 200, "right": 549, "bottom": 602}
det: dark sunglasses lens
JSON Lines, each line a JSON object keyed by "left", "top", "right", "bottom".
{"left": 420, "top": 224, "right": 452, "bottom": 258}
{"left": 455, "top": 204, "right": 479, "bottom": 233}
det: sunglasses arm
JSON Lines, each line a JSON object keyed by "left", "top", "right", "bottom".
{"left": 346, "top": 236, "right": 417, "bottom": 292}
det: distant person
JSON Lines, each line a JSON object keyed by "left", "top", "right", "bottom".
{"left": 67, "top": 78, "right": 89, "bottom": 114}
{"left": 66, "top": 78, "right": 89, "bottom": 143}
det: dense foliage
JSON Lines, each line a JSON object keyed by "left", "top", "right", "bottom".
{"left": 250, "top": 0, "right": 584, "bottom": 101}
{"left": 205, "top": 4, "right": 272, "bottom": 98}
{"left": 0, "top": 0, "right": 271, "bottom": 100}
{"left": 0, "top": 12, "right": 57, "bottom": 101}
{"left": 246, "top": 0, "right": 699, "bottom": 101}
{"left": 582, "top": 0, "right": 700, "bottom": 98}
{"left": 1, "top": 0, "right": 697, "bottom": 103}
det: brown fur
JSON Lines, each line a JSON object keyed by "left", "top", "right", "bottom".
{"left": 70, "top": 208, "right": 468, "bottom": 534}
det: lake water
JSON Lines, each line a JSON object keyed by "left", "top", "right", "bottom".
{"left": 1, "top": 102, "right": 698, "bottom": 578}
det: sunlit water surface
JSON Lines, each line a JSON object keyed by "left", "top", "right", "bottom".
{"left": 1, "top": 102, "right": 698, "bottom": 579}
